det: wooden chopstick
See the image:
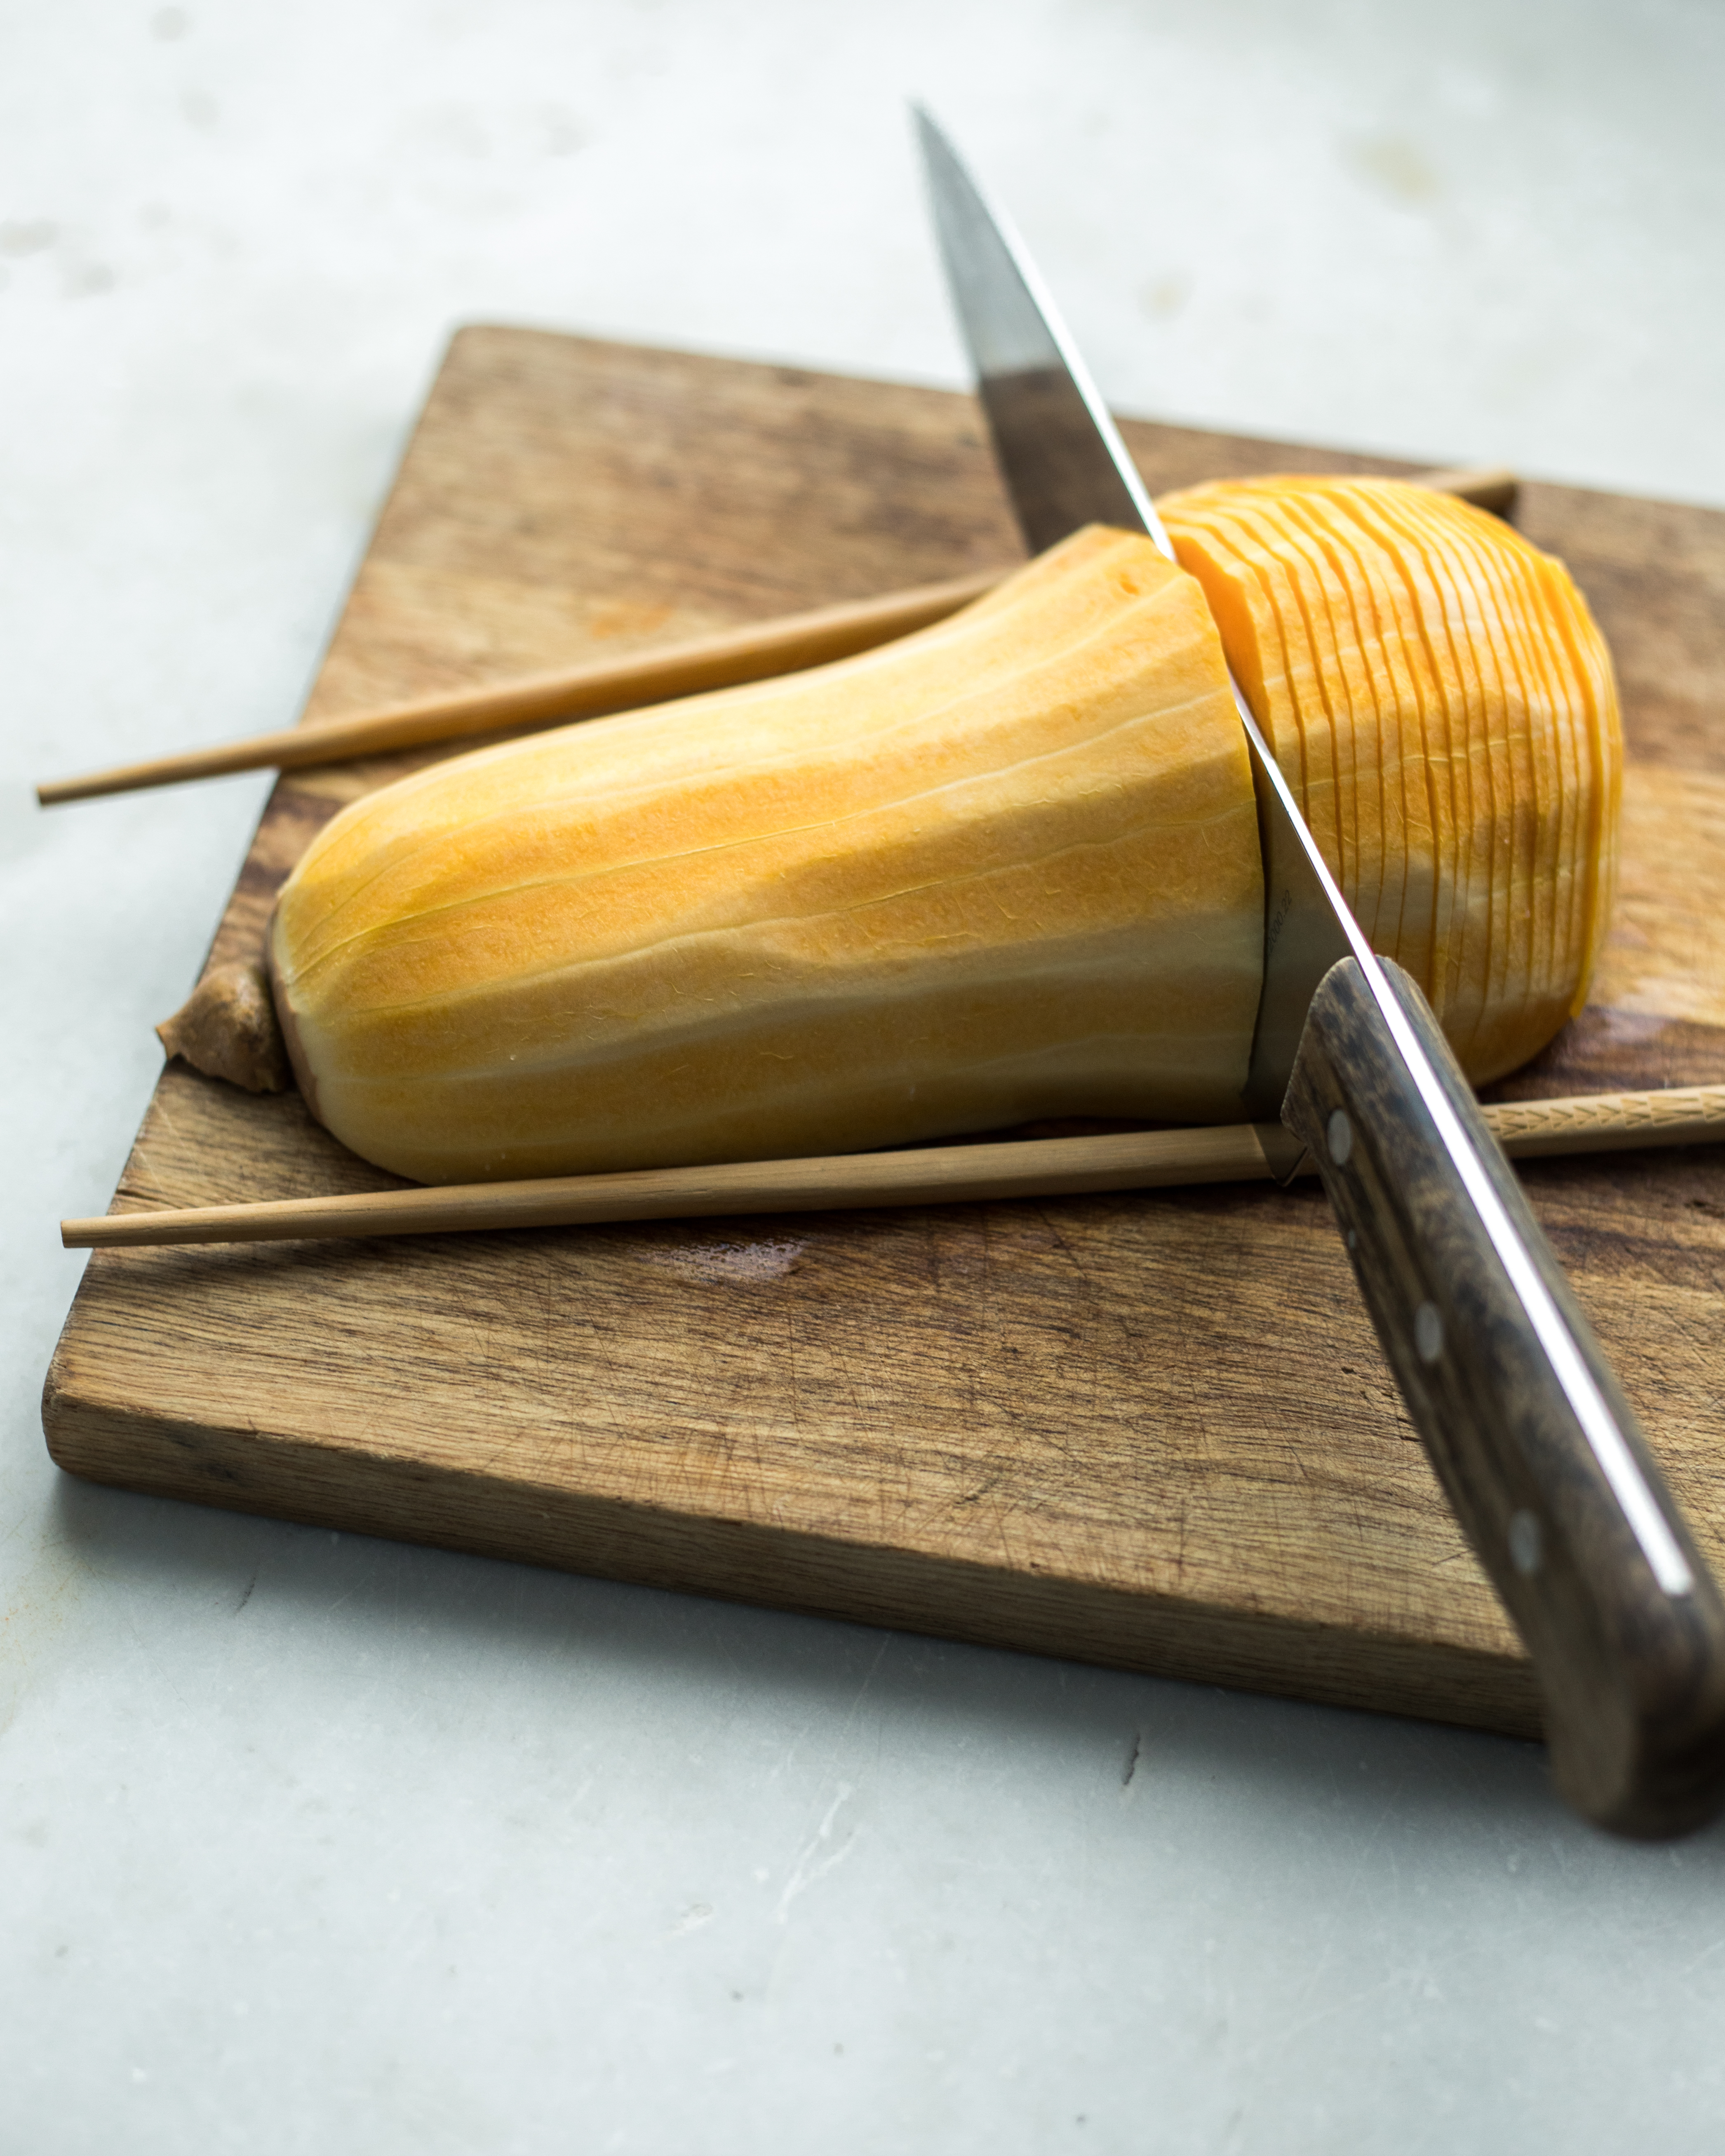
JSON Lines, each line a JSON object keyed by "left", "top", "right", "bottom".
{"left": 34, "top": 465, "right": 1518, "bottom": 808}
{"left": 60, "top": 1080, "right": 1725, "bottom": 1249}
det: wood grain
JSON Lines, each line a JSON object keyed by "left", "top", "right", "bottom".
{"left": 41, "top": 328, "right": 1725, "bottom": 1741}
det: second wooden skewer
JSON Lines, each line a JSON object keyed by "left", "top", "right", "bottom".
{"left": 61, "top": 1078, "right": 1725, "bottom": 1249}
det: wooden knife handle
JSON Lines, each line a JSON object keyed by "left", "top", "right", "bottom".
{"left": 1283, "top": 956, "right": 1725, "bottom": 1838}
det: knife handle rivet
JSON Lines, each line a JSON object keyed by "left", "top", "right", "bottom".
{"left": 1327, "top": 1109, "right": 1352, "bottom": 1165}
{"left": 1415, "top": 1301, "right": 1444, "bottom": 1364}
{"left": 1509, "top": 1508, "right": 1544, "bottom": 1577}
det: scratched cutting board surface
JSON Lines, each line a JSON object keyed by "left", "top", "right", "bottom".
{"left": 42, "top": 329, "right": 1725, "bottom": 1738}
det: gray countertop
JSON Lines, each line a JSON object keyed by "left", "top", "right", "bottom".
{"left": 5, "top": 3, "right": 1724, "bottom": 2149}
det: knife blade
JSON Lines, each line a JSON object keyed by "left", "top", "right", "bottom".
{"left": 915, "top": 105, "right": 1725, "bottom": 1837}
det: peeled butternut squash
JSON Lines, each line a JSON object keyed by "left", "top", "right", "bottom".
{"left": 270, "top": 526, "right": 1264, "bottom": 1182}
{"left": 267, "top": 481, "right": 1621, "bottom": 1183}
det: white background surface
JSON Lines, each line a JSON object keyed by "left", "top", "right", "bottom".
{"left": 4, "top": 3, "right": 1725, "bottom": 2149}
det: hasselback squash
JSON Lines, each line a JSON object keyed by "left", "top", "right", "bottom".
{"left": 1159, "top": 475, "right": 1621, "bottom": 1085}
{"left": 268, "top": 479, "right": 1622, "bottom": 1183}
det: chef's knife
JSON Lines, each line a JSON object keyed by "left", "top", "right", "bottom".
{"left": 916, "top": 106, "right": 1725, "bottom": 1837}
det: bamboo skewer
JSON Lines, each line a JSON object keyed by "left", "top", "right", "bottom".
{"left": 34, "top": 465, "right": 1518, "bottom": 808}
{"left": 59, "top": 1080, "right": 1725, "bottom": 1250}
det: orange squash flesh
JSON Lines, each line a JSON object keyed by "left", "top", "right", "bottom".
{"left": 1374, "top": 487, "right": 1531, "bottom": 1067}
{"left": 1272, "top": 492, "right": 1421, "bottom": 968}
{"left": 1312, "top": 491, "right": 1483, "bottom": 1046}
{"left": 1160, "top": 475, "right": 1622, "bottom": 1085}
{"left": 1370, "top": 485, "right": 1596, "bottom": 1065}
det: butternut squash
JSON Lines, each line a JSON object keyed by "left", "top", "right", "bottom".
{"left": 266, "top": 481, "right": 1621, "bottom": 1183}
{"left": 270, "top": 526, "right": 1264, "bottom": 1183}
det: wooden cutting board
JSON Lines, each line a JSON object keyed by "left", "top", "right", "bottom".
{"left": 42, "top": 329, "right": 1725, "bottom": 1740}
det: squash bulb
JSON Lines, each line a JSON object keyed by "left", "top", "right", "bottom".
{"left": 270, "top": 526, "right": 1265, "bottom": 1183}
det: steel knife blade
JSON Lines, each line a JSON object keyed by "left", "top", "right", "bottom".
{"left": 915, "top": 104, "right": 1725, "bottom": 1836}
